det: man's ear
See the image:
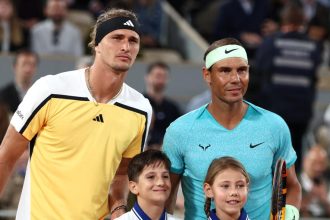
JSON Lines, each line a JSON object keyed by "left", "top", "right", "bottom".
{"left": 94, "top": 45, "right": 101, "bottom": 54}
{"left": 203, "top": 67, "right": 211, "bottom": 85}
{"left": 203, "top": 183, "right": 214, "bottom": 198}
{"left": 129, "top": 181, "right": 139, "bottom": 195}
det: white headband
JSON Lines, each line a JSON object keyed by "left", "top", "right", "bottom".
{"left": 205, "top": 44, "right": 248, "bottom": 69}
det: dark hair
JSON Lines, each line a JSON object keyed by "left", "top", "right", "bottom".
{"left": 128, "top": 149, "right": 171, "bottom": 182}
{"left": 280, "top": 3, "right": 304, "bottom": 26}
{"left": 146, "top": 61, "right": 170, "bottom": 75}
{"left": 204, "top": 156, "right": 250, "bottom": 217}
{"left": 88, "top": 8, "right": 139, "bottom": 53}
{"left": 203, "top": 38, "right": 243, "bottom": 62}
{"left": 13, "top": 49, "right": 39, "bottom": 66}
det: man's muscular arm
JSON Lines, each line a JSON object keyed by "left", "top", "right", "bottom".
{"left": 0, "top": 125, "right": 28, "bottom": 196}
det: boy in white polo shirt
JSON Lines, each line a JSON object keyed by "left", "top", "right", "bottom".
{"left": 115, "top": 150, "right": 180, "bottom": 220}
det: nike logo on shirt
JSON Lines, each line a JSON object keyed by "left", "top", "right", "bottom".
{"left": 250, "top": 142, "right": 264, "bottom": 148}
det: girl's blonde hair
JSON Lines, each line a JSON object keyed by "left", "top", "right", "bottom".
{"left": 204, "top": 156, "right": 250, "bottom": 217}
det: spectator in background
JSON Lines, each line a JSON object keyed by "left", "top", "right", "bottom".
{"left": 0, "top": 0, "right": 27, "bottom": 53}
{"left": 262, "top": 0, "right": 289, "bottom": 36}
{"left": 317, "top": 103, "right": 330, "bottom": 151}
{"left": 31, "top": 0, "right": 83, "bottom": 57}
{"left": 13, "top": 0, "right": 44, "bottom": 45}
{"left": 0, "top": 49, "right": 39, "bottom": 114}
{"left": 64, "top": 0, "right": 108, "bottom": 20}
{"left": 324, "top": 104, "right": 330, "bottom": 131}
{"left": 185, "top": 89, "right": 211, "bottom": 113}
{"left": 213, "top": 0, "right": 269, "bottom": 60}
{"left": 76, "top": 55, "right": 93, "bottom": 69}
{"left": 298, "top": 0, "right": 330, "bottom": 42}
{"left": 263, "top": 0, "right": 330, "bottom": 41}
{"left": 254, "top": 3, "right": 323, "bottom": 173}
{"left": 300, "top": 145, "right": 330, "bottom": 217}
{"left": 133, "top": 0, "right": 163, "bottom": 48}
{"left": 144, "top": 61, "right": 181, "bottom": 150}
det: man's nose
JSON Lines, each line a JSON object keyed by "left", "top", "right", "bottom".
{"left": 121, "top": 40, "right": 130, "bottom": 51}
{"left": 230, "top": 71, "right": 240, "bottom": 81}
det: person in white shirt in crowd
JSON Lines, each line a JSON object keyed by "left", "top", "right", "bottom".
{"left": 31, "top": 0, "right": 83, "bottom": 57}
{"left": 300, "top": 144, "right": 330, "bottom": 217}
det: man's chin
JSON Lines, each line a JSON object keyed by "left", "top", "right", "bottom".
{"left": 113, "top": 65, "right": 130, "bottom": 73}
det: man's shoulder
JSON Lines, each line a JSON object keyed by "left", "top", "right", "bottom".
{"left": 247, "top": 102, "right": 288, "bottom": 126}
{"left": 28, "top": 69, "right": 85, "bottom": 98}
{"left": 63, "top": 20, "right": 82, "bottom": 34}
{"left": 167, "top": 107, "right": 205, "bottom": 130}
{"left": 117, "top": 84, "right": 152, "bottom": 115}
{"left": 32, "top": 20, "right": 51, "bottom": 33}
{"left": 39, "top": 69, "right": 82, "bottom": 84}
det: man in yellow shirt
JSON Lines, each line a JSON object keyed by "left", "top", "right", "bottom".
{"left": 0, "top": 8, "right": 152, "bottom": 219}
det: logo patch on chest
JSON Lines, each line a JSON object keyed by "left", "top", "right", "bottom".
{"left": 93, "top": 114, "right": 104, "bottom": 123}
{"left": 199, "top": 144, "right": 211, "bottom": 151}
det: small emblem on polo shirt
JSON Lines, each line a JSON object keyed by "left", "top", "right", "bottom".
{"left": 199, "top": 144, "right": 211, "bottom": 151}
{"left": 93, "top": 114, "right": 104, "bottom": 123}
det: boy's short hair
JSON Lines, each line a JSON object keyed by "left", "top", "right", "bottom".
{"left": 128, "top": 149, "right": 171, "bottom": 182}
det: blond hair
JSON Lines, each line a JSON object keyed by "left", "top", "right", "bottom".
{"left": 204, "top": 156, "right": 250, "bottom": 217}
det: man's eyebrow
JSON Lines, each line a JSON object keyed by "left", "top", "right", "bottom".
{"left": 218, "top": 66, "right": 232, "bottom": 70}
{"left": 238, "top": 66, "right": 249, "bottom": 69}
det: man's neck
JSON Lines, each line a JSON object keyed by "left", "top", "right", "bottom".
{"left": 146, "top": 89, "right": 164, "bottom": 104}
{"left": 15, "top": 79, "right": 31, "bottom": 93}
{"left": 208, "top": 101, "right": 247, "bottom": 130}
{"left": 51, "top": 19, "right": 64, "bottom": 29}
{"left": 86, "top": 66, "right": 126, "bottom": 104}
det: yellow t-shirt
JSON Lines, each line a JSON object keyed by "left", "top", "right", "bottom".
{"left": 11, "top": 69, "right": 152, "bottom": 219}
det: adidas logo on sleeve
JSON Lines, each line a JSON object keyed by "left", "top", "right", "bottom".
{"left": 123, "top": 20, "right": 134, "bottom": 27}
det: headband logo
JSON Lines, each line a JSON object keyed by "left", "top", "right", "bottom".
{"left": 205, "top": 45, "right": 248, "bottom": 69}
{"left": 123, "top": 20, "right": 134, "bottom": 27}
{"left": 225, "top": 48, "right": 238, "bottom": 54}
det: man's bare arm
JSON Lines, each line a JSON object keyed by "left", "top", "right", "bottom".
{"left": 108, "top": 157, "right": 131, "bottom": 219}
{"left": 286, "top": 165, "right": 302, "bottom": 209}
{"left": 165, "top": 173, "right": 181, "bottom": 214}
{"left": 0, "top": 125, "right": 29, "bottom": 195}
